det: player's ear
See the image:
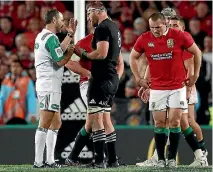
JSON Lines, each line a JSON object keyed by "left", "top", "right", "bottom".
{"left": 52, "top": 17, "right": 56, "bottom": 24}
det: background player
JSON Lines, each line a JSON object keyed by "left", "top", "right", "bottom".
{"left": 130, "top": 12, "right": 202, "bottom": 167}
{"left": 137, "top": 16, "right": 208, "bottom": 167}
{"left": 33, "top": 9, "right": 77, "bottom": 168}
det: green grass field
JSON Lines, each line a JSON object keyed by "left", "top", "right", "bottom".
{"left": 0, "top": 165, "right": 212, "bottom": 172}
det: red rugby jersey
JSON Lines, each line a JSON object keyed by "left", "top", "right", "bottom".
{"left": 75, "top": 33, "right": 93, "bottom": 83}
{"left": 134, "top": 28, "right": 194, "bottom": 90}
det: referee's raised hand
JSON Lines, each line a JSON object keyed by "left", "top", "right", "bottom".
{"left": 66, "top": 18, "right": 78, "bottom": 35}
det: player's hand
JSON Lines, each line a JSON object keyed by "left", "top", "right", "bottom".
{"left": 141, "top": 88, "right": 150, "bottom": 103}
{"left": 136, "top": 78, "right": 149, "bottom": 89}
{"left": 74, "top": 46, "right": 88, "bottom": 60}
{"left": 66, "top": 18, "right": 78, "bottom": 34}
{"left": 185, "top": 74, "right": 199, "bottom": 87}
{"left": 138, "top": 87, "right": 145, "bottom": 97}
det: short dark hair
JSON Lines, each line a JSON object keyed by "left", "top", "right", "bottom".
{"left": 149, "top": 12, "right": 165, "bottom": 22}
{"left": 44, "top": 9, "right": 60, "bottom": 25}
{"left": 86, "top": 1, "right": 106, "bottom": 12}
{"left": 170, "top": 16, "right": 185, "bottom": 29}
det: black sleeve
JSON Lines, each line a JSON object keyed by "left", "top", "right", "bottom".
{"left": 95, "top": 25, "right": 109, "bottom": 43}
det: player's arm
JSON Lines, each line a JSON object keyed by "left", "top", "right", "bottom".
{"left": 65, "top": 59, "right": 91, "bottom": 78}
{"left": 181, "top": 32, "right": 201, "bottom": 86}
{"left": 85, "top": 26, "right": 109, "bottom": 60}
{"left": 130, "top": 35, "right": 149, "bottom": 89}
{"left": 184, "top": 57, "right": 194, "bottom": 79}
{"left": 144, "top": 65, "right": 150, "bottom": 82}
{"left": 137, "top": 53, "right": 149, "bottom": 81}
{"left": 186, "top": 44, "right": 201, "bottom": 77}
{"left": 86, "top": 41, "right": 109, "bottom": 60}
{"left": 45, "top": 35, "right": 75, "bottom": 67}
{"left": 116, "top": 52, "right": 124, "bottom": 79}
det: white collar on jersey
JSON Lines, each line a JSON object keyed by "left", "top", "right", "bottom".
{"left": 163, "top": 28, "right": 169, "bottom": 36}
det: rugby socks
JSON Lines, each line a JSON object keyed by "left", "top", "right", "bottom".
{"left": 183, "top": 127, "right": 200, "bottom": 152}
{"left": 151, "top": 128, "right": 169, "bottom": 160}
{"left": 68, "top": 126, "right": 90, "bottom": 161}
{"left": 35, "top": 127, "right": 48, "bottom": 166}
{"left": 106, "top": 131, "right": 117, "bottom": 163}
{"left": 168, "top": 127, "right": 181, "bottom": 160}
{"left": 46, "top": 129, "right": 58, "bottom": 164}
{"left": 198, "top": 139, "right": 207, "bottom": 152}
{"left": 93, "top": 129, "right": 106, "bottom": 163}
{"left": 154, "top": 127, "right": 167, "bottom": 160}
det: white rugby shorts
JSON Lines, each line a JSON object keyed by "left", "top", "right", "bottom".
{"left": 37, "top": 91, "right": 61, "bottom": 112}
{"left": 149, "top": 87, "right": 187, "bottom": 111}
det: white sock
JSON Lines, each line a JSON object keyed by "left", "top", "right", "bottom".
{"left": 46, "top": 129, "right": 58, "bottom": 164}
{"left": 194, "top": 149, "right": 204, "bottom": 159}
{"left": 35, "top": 128, "right": 48, "bottom": 165}
{"left": 152, "top": 149, "right": 158, "bottom": 160}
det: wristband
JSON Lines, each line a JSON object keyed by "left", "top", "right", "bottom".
{"left": 67, "top": 32, "right": 74, "bottom": 38}
{"left": 82, "top": 51, "right": 88, "bottom": 60}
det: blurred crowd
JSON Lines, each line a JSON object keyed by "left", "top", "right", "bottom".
{"left": 0, "top": 1, "right": 212, "bottom": 125}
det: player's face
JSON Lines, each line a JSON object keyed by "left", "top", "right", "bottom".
{"left": 169, "top": 20, "right": 183, "bottom": 31}
{"left": 55, "top": 12, "right": 65, "bottom": 33}
{"left": 87, "top": 9, "right": 98, "bottom": 27}
{"left": 165, "top": 16, "right": 171, "bottom": 26}
{"left": 149, "top": 19, "right": 167, "bottom": 37}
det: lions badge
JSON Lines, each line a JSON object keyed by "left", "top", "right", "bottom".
{"left": 167, "top": 39, "right": 174, "bottom": 48}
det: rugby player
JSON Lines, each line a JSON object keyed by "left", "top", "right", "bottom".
{"left": 130, "top": 12, "right": 201, "bottom": 167}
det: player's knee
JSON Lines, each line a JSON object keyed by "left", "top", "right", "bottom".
{"left": 154, "top": 120, "right": 166, "bottom": 128}
{"left": 180, "top": 118, "right": 189, "bottom": 131}
{"left": 85, "top": 121, "right": 92, "bottom": 133}
{"left": 169, "top": 119, "right": 181, "bottom": 128}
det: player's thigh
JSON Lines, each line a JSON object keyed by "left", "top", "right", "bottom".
{"left": 103, "top": 112, "right": 114, "bottom": 128}
{"left": 49, "top": 112, "right": 62, "bottom": 130}
{"left": 149, "top": 89, "right": 169, "bottom": 111}
{"left": 168, "top": 87, "right": 187, "bottom": 110}
{"left": 38, "top": 109, "right": 55, "bottom": 128}
{"left": 181, "top": 112, "right": 189, "bottom": 130}
{"left": 152, "top": 111, "right": 167, "bottom": 127}
{"left": 188, "top": 85, "right": 198, "bottom": 105}
{"left": 80, "top": 81, "right": 89, "bottom": 107}
{"left": 188, "top": 104, "right": 196, "bottom": 123}
{"left": 168, "top": 108, "right": 182, "bottom": 127}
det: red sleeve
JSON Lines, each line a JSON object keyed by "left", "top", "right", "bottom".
{"left": 133, "top": 35, "right": 144, "bottom": 53}
{"left": 183, "top": 51, "right": 193, "bottom": 61}
{"left": 180, "top": 31, "right": 194, "bottom": 49}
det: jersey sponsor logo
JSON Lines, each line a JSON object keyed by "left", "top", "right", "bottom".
{"left": 150, "top": 51, "right": 173, "bottom": 60}
{"left": 61, "top": 141, "right": 93, "bottom": 159}
{"left": 61, "top": 98, "right": 87, "bottom": 120}
{"left": 148, "top": 42, "right": 155, "bottom": 47}
{"left": 55, "top": 47, "right": 63, "bottom": 57}
{"left": 167, "top": 39, "right": 174, "bottom": 48}
{"left": 62, "top": 70, "right": 80, "bottom": 83}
